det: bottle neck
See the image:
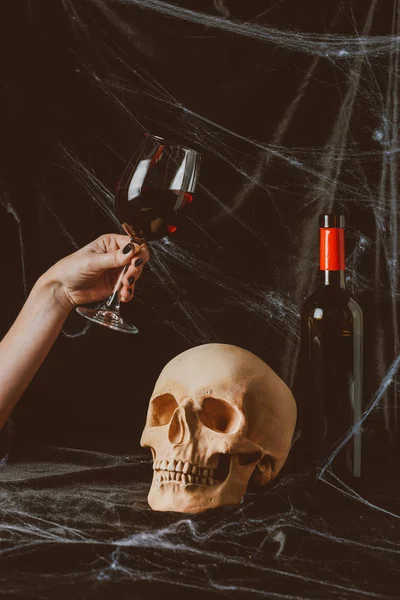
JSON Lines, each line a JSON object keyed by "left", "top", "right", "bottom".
{"left": 319, "top": 227, "right": 346, "bottom": 289}
{"left": 319, "top": 270, "right": 346, "bottom": 288}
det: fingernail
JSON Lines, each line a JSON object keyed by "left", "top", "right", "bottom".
{"left": 128, "top": 276, "right": 135, "bottom": 285}
{"left": 128, "top": 288, "right": 133, "bottom": 295}
{"left": 135, "top": 258, "right": 144, "bottom": 267}
{"left": 123, "top": 243, "right": 133, "bottom": 254}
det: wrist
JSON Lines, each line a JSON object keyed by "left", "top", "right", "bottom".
{"left": 35, "top": 274, "right": 75, "bottom": 316}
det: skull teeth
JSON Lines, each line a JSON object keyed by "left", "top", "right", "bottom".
{"left": 153, "top": 467, "right": 220, "bottom": 486}
{"left": 153, "top": 459, "right": 216, "bottom": 480}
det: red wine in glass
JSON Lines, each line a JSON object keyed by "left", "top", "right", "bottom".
{"left": 116, "top": 188, "right": 193, "bottom": 242}
{"left": 76, "top": 135, "right": 201, "bottom": 334}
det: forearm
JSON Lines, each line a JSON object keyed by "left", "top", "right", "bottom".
{"left": 0, "top": 276, "right": 71, "bottom": 430}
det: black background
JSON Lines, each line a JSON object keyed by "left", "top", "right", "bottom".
{"left": 1, "top": 2, "right": 400, "bottom": 598}
{"left": 2, "top": 0, "right": 397, "bottom": 456}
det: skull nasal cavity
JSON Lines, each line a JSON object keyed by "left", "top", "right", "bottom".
{"left": 168, "top": 407, "right": 190, "bottom": 445}
{"left": 199, "top": 397, "right": 240, "bottom": 433}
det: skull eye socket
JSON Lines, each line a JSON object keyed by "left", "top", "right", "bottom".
{"left": 149, "top": 394, "right": 178, "bottom": 427}
{"left": 199, "top": 397, "right": 241, "bottom": 433}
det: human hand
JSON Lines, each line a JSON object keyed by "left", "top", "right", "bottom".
{"left": 41, "top": 234, "right": 150, "bottom": 311}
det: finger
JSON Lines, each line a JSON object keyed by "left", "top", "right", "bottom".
{"left": 94, "top": 233, "right": 143, "bottom": 255}
{"left": 124, "top": 255, "right": 147, "bottom": 286}
{"left": 122, "top": 249, "right": 147, "bottom": 283}
{"left": 120, "top": 245, "right": 149, "bottom": 301}
{"left": 122, "top": 265, "right": 137, "bottom": 288}
{"left": 91, "top": 233, "right": 128, "bottom": 254}
{"left": 120, "top": 260, "right": 144, "bottom": 301}
{"left": 133, "top": 243, "right": 150, "bottom": 264}
{"left": 120, "top": 244, "right": 149, "bottom": 286}
{"left": 93, "top": 241, "right": 136, "bottom": 272}
{"left": 129, "top": 240, "right": 145, "bottom": 256}
{"left": 120, "top": 282, "right": 135, "bottom": 303}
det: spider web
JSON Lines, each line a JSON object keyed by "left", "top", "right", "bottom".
{"left": 1, "top": 0, "right": 400, "bottom": 597}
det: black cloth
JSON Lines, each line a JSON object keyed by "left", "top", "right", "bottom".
{"left": 1, "top": 446, "right": 400, "bottom": 599}
{"left": 1, "top": 1, "right": 399, "bottom": 597}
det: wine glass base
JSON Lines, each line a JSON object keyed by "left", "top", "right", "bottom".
{"left": 76, "top": 307, "right": 139, "bottom": 334}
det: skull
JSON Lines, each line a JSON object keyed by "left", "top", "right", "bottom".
{"left": 140, "top": 344, "right": 297, "bottom": 513}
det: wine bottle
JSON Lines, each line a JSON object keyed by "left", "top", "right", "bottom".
{"left": 297, "top": 214, "right": 363, "bottom": 481}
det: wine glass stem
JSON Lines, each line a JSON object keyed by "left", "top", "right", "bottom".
{"left": 101, "top": 265, "right": 128, "bottom": 312}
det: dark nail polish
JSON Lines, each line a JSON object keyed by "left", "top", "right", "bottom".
{"left": 123, "top": 243, "right": 132, "bottom": 254}
{"left": 128, "top": 276, "right": 135, "bottom": 285}
{"left": 135, "top": 258, "right": 144, "bottom": 267}
{"left": 128, "top": 288, "right": 133, "bottom": 295}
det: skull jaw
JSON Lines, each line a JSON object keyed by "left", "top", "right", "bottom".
{"left": 147, "top": 472, "right": 252, "bottom": 513}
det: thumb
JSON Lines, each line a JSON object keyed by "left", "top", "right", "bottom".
{"left": 92, "top": 243, "right": 134, "bottom": 272}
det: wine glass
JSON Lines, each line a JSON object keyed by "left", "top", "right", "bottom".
{"left": 76, "top": 135, "right": 201, "bottom": 333}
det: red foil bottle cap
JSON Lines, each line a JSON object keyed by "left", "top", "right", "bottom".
{"left": 320, "top": 227, "right": 345, "bottom": 270}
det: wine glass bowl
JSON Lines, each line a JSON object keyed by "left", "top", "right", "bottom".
{"left": 116, "top": 137, "right": 199, "bottom": 242}
{"left": 76, "top": 135, "right": 201, "bottom": 334}
{"left": 118, "top": 189, "right": 193, "bottom": 242}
